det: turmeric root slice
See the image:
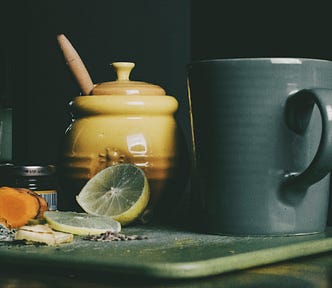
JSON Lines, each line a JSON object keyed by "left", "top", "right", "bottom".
{"left": 16, "top": 188, "right": 48, "bottom": 218}
{"left": 35, "top": 195, "right": 48, "bottom": 218}
{"left": 0, "top": 187, "right": 45, "bottom": 228}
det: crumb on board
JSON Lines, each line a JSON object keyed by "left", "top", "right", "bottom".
{"left": 0, "top": 224, "right": 16, "bottom": 242}
{"left": 84, "top": 231, "right": 148, "bottom": 242}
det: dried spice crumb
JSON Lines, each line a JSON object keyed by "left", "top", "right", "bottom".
{"left": 84, "top": 231, "right": 148, "bottom": 242}
{"left": 0, "top": 224, "right": 16, "bottom": 242}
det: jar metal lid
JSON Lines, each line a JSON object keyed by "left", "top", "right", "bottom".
{"left": 0, "top": 164, "right": 56, "bottom": 177}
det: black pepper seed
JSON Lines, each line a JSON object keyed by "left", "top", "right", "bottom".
{"left": 0, "top": 225, "right": 16, "bottom": 242}
{"left": 83, "top": 231, "right": 147, "bottom": 242}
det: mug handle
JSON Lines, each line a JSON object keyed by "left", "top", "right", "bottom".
{"left": 284, "top": 88, "right": 332, "bottom": 188}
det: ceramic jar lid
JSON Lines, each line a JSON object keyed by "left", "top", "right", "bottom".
{"left": 91, "top": 62, "right": 166, "bottom": 96}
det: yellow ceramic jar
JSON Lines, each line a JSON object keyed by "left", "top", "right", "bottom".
{"left": 59, "top": 63, "right": 187, "bottom": 221}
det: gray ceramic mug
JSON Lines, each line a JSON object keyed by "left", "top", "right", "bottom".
{"left": 188, "top": 58, "right": 332, "bottom": 235}
{"left": 0, "top": 108, "right": 12, "bottom": 162}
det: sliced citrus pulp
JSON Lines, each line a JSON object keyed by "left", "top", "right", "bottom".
{"left": 76, "top": 163, "right": 150, "bottom": 225}
{"left": 44, "top": 211, "right": 121, "bottom": 235}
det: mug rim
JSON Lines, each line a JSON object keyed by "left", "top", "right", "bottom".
{"left": 190, "top": 57, "right": 332, "bottom": 65}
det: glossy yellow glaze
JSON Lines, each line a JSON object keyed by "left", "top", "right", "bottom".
{"left": 59, "top": 63, "right": 184, "bottom": 215}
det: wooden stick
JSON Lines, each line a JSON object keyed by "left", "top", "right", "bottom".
{"left": 57, "top": 34, "right": 94, "bottom": 95}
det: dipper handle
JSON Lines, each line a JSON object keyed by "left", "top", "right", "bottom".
{"left": 57, "top": 34, "right": 94, "bottom": 95}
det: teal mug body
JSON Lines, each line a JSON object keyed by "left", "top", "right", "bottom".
{"left": 188, "top": 58, "right": 332, "bottom": 235}
{"left": 0, "top": 108, "right": 12, "bottom": 162}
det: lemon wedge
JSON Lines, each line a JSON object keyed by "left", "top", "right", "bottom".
{"left": 76, "top": 164, "right": 150, "bottom": 225}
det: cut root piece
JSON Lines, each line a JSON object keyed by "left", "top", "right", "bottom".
{"left": 0, "top": 186, "right": 49, "bottom": 228}
{"left": 14, "top": 224, "right": 73, "bottom": 246}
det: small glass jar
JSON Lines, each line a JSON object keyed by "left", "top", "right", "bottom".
{"left": 0, "top": 164, "right": 58, "bottom": 210}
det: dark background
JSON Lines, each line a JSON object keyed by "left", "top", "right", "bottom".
{"left": 191, "top": 1, "right": 332, "bottom": 61}
{"left": 1, "top": 0, "right": 332, "bottom": 222}
{"left": 2, "top": 0, "right": 332, "bottom": 163}
{"left": 1, "top": 0, "right": 190, "bottom": 163}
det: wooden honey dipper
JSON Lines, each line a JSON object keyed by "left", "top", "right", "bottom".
{"left": 57, "top": 34, "right": 94, "bottom": 95}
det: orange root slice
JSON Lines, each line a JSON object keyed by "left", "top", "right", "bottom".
{"left": 0, "top": 187, "right": 48, "bottom": 229}
{"left": 18, "top": 188, "right": 49, "bottom": 218}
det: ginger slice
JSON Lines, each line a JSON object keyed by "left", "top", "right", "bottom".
{"left": 0, "top": 187, "right": 48, "bottom": 228}
{"left": 15, "top": 224, "right": 73, "bottom": 246}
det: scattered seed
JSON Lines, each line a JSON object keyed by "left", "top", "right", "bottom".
{"left": 84, "top": 231, "right": 148, "bottom": 242}
{"left": 0, "top": 224, "right": 16, "bottom": 242}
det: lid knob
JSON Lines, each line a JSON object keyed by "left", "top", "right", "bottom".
{"left": 113, "top": 62, "right": 135, "bottom": 81}
{"left": 90, "top": 62, "right": 166, "bottom": 96}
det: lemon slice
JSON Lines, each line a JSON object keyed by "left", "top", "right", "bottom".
{"left": 76, "top": 164, "right": 150, "bottom": 225}
{"left": 44, "top": 211, "right": 121, "bottom": 235}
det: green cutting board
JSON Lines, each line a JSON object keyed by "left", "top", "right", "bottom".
{"left": 1, "top": 225, "right": 332, "bottom": 279}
